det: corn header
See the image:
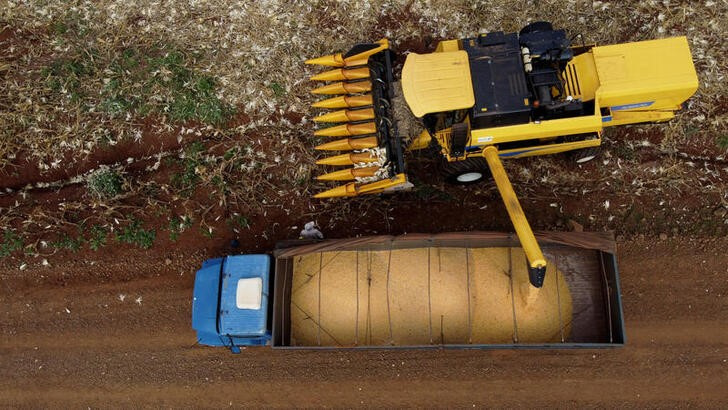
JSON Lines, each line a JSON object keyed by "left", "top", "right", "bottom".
{"left": 306, "top": 39, "right": 411, "bottom": 198}
{"left": 305, "top": 22, "right": 698, "bottom": 287}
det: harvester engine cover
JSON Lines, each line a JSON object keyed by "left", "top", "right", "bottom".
{"left": 460, "top": 23, "right": 584, "bottom": 130}
{"left": 462, "top": 31, "right": 533, "bottom": 129}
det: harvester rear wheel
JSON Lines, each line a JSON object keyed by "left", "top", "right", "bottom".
{"left": 520, "top": 21, "right": 554, "bottom": 35}
{"left": 564, "top": 133, "right": 600, "bottom": 164}
{"left": 569, "top": 146, "right": 600, "bottom": 164}
{"left": 442, "top": 157, "right": 490, "bottom": 185}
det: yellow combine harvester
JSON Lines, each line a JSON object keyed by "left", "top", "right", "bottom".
{"left": 306, "top": 22, "right": 698, "bottom": 287}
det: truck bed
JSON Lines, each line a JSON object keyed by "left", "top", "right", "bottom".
{"left": 271, "top": 232, "right": 624, "bottom": 349}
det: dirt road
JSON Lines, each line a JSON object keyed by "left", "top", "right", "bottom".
{"left": 1, "top": 237, "right": 727, "bottom": 407}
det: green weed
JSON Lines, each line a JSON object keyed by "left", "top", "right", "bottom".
{"left": 88, "top": 224, "right": 108, "bottom": 250}
{"left": 717, "top": 134, "right": 728, "bottom": 150}
{"left": 44, "top": 43, "right": 233, "bottom": 125}
{"left": 0, "top": 230, "right": 24, "bottom": 258}
{"left": 103, "top": 47, "right": 232, "bottom": 124}
{"left": 52, "top": 232, "right": 84, "bottom": 251}
{"left": 87, "top": 168, "right": 123, "bottom": 198}
{"left": 116, "top": 219, "right": 156, "bottom": 249}
{"left": 270, "top": 82, "right": 286, "bottom": 97}
{"left": 223, "top": 147, "right": 238, "bottom": 160}
{"left": 211, "top": 175, "right": 229, "bottom": 196}
{"left": 227, "top": 214, "right": 249, "bottom": 230}
{"left": 41, "top": 51, "right": 97, "bottom": 105}
{"left": 200, "top": 226, "right": 215, "bottom": 239}
{"left": 171, "top": 142, "right": 207, "bottom": 194}
{"left": 50, "top": 10, "right": 90, "bottom": 38}
{"left": 168, "top": 215, "right": 193, "bottom": 241}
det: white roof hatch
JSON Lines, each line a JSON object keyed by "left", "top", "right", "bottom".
{"left": 236, "top": 277, "right": 262, "bottom": 310}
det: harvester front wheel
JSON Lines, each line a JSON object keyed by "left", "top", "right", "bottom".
{"left": 442, "top": 157, "right": 490, "bottom": 185}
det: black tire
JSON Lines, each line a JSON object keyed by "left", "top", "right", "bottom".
{"left": 564, "top": 132, "right": 600, "bottom": 164}
{"left": 520, "top": 21, "right": 553, "bottom": 35}
{"left": 569, "top": 146, "right": 600, "bottom": 164}
{"left": 442, "top": 157, "right": 490, "bottom": 185}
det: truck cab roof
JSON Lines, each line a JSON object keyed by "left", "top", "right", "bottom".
{"left": 192, "top": 254, "right": 271, "bottom": 346}
{"left": 218, "top": 255, "right": 270, "bottom": 336}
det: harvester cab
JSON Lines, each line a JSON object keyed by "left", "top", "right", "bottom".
{"left": 306, "top": 22, "right": 698, "bottom": 287}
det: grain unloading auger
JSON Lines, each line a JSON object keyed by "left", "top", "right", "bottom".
{"left": 306, "top": 22, "right": 698, "bottom": 287}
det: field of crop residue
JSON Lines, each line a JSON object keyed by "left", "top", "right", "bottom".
{"left": 1, "top": 0, "right": 727, "bottom": 407}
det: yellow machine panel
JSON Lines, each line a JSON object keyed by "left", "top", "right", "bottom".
{"left": 564, "top": 51, "right": 599, "bottom": 101}
{"left": 401, "top": 50, "right": 475, "bottom": 118}
{"left": 592, "top": 36, "right": 698, "bottom": 110}
{"left": 434, "top": 39, "right": 461, "bottom": 52}
{"left": 468, "top": 106, "right": 603, "bottom": 146}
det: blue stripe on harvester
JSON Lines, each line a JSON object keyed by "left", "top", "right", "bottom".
{"left": 498, "top": 148, "right": 541, "bottom": 157}
{"left": 611, "top": 101, "right": 654, "bottom": 111}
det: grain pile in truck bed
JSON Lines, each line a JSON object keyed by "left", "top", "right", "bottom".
{"left": 289, "top": 246, "right": 572, "bottom": 347}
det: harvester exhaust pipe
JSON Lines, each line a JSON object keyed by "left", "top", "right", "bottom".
{"left": 482, "top": 146, "right": 547, "bottom": 287}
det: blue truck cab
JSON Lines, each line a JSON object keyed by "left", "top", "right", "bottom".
{"left": 191, "top": 255, "right": 272, "bottom": 351}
